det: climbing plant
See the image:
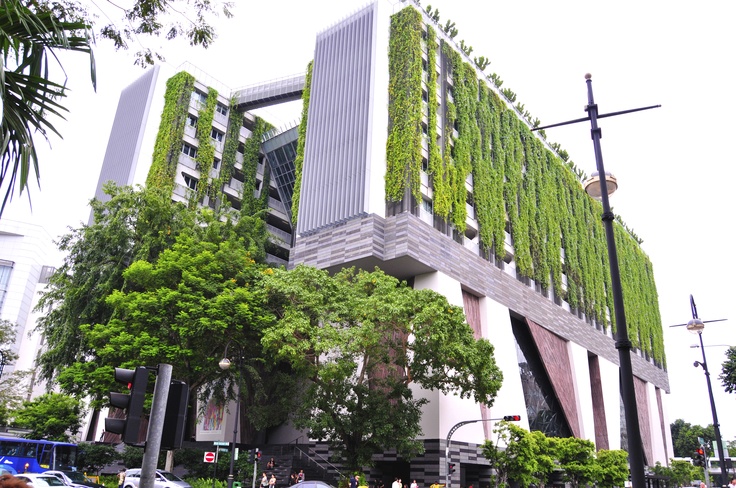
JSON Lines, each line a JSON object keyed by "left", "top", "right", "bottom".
{"left": 193, "top": 88, "right": 218, "bottom": 205}
{"left": 385, "top": 6, "right": 423, "bottom": 204}
{"left": 384, "top": 5, "right": 665, "bottom": 365}
{"left": 291, "top": 60, "right": 313, "bottom": 225}
{"left": 147, "top": 71, "right": 195, "bottom": 193}
{"left": 240, "top": 116, "right": 272, "bottom": 216}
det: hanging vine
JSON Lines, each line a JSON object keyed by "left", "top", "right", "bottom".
{"left": 147, "top": 71, "right": 195, "bottom": 194}
{"left": 193, "top": 87, "right": 218, "bottom": 206}
{"left": 291, "top": 60, "right": 313, "bottom": 225}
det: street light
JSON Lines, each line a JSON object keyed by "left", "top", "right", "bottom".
{"left": 219, "top": 353, "right": 242, "bottom": 488}
{"left": 671, "top": 295, "right": 729, "bottom": 487}
{"left": 534, "top": 74, "right": 660, "bottom": 488}
{"left": 444, "top": 415, "right": 521, "bottom": 487}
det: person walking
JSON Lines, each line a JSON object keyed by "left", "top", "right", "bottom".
{"left": 269, "top": 474, "right": 277, "bottom": 488}
{"left": 117, "top": 469, "right": 126, "bottom": 488}
{"left": 261, "top": 473, "right": 269, "bottom": 488}
{"left": 297, "top": 470, "right": 305, "bottom": 483}
{"left": 410, "top": 480, "right": 418, "bottom": 488}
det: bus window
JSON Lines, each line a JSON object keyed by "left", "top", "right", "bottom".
{"left": 39, "top": 443, "right": 52, "bottom": 469}
{"left": 54, "top": 445, "right": 77, "bottom": 470}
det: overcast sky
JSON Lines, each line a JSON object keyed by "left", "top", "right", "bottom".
{"left": 4, "top": 0, "right": 735, "bottom": 444}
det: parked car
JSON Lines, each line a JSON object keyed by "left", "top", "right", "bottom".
{"left": 287, "top": 482, "right": 336, "bottom": 488}
{"left": 122, "top": 469, "right": 191, "bottom": 488}
{"left": 15, "top": 474, "right": 68, "bottom": 488}
{"left": 43, "top": 470, "right": 105, "bottom": 488}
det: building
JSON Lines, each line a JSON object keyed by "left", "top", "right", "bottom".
{"left": 116, "top": 0, "right": 671, "bottom": 483}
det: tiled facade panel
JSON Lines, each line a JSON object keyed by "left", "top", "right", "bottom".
{"left": 462, "top": 291, "right": 492, "bottom": 439}
{"left": 297, "top": 4, "right": 375, "bottom": 235}
{"left": 290, "top": 212, "right": 669, "bottom": 392}
{"left": 588, "top": 355, "right": 610, "bottom": 450}
{"left": 634, "top": 376, "right": 654, "bottom": 465}
{"left": 526, "top": 318, "right": 581, "bottom": 438}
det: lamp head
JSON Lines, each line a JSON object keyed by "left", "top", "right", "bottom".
{"left": 219, "top": 358, "right": 232, "bottom": 371}
{"left": 686, "top": 318, "right": 705, "bottom": 334}
{"left": 584, "top": 171, "right": 618, "bottom": 199}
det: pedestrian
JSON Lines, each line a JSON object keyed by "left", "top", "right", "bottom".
{"left": 297, "top": 470, "right": 305, "bottom": 483}
{"left": 700, "top": 483, "right": 706, "bottom": 488}
{"left": 117, "top": 469, "right": 126, "bottom": 488}
{"left": 350, "top": 475, "right": 360, "bottom": 488}
{"left": 267, "top": 458, "right": 275, "bottom": 470}
{"left": 261, "top": 473, "right": 269, "bottom": 488}
{"left": 290, "top": 473, "right": 298, "bottom": 485}
{"left": 270, "top": 474, "right": 277, "bottom": 488}
{"left": 730, "top": 479, "right": 736, "bottom": 488}
{"left": 410, "top": 480, "right": 418, "bottom": 488}
{"left": 391, "top": 479, "right": 400, "bottom": 488}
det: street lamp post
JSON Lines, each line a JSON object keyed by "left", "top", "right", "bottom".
{"left": 444, "top": 416, "right": 520, "bottom": 488}
{"left": 534, "top": 74, "right": 661, "bottom": 488}
{"left": 219, "top": 355, "right": 242, "bottom": 488}
{"left": 684, "top": 296, "right": 728, "bottom": 487}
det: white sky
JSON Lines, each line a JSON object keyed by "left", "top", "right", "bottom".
{"left": 3, "top": 0, "right": 735, "bottom": 444}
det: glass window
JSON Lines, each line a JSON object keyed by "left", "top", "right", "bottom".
{"left": 0, "top": 260, "right": 13, "bottom": 312}
{"left": 182, "top": 143, "right": 198, "bottom": 158}
{"left": 183, "top": 174, "right": 198, "bottom": 190}
{"left": 216, "top": 103, "right": 228, "bottom": 117}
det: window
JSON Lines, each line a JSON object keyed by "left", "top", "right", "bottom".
{"left": 211, "top": 128, "right": 224, "bottom": 143}
{"left": 183, "top": 174, "right": 198, "bottom": 190}
{"left": 0, "top": 260, "right": 13, "bottom": 312}
{"left": 187, "top": 114, "right": 198, "bottom": 127}
{"left": 191, "top": 90, "right": 207, "bottom": 105}
{"left": 216, "top": 103, "right": 228, "bottom": 117}
{"left": 213, "top": 158, "right": 220, "bottom": 170}
{"left": 182, "top": 143, "right": 197, "bottom": 158}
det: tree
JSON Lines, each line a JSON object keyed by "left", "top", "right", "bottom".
{"left": 77, "top": 443, "right": 118, "bottom": 475}
{"left": 262, "top": 265, "right": 504, "bottom": 471}
{"left": 670, "top": 419, "right": 715, "bottom": 457}
{"left": 12, "top": 392, "right": 84, "bottom": 441}
{"left": 720, "top": 346, "right": 736, "bottom": 394}
{"left": 593, "top": 449, "right": 628, "bottom": 488}
{"left": 0, "top": 320, "right": 27, "bottom": 424}
{"left": 35, "top": 184, "right": 198, "bottom": 402}
{"left": 652, "top": 459, "right": 702, "bottom": 488}
{"left": 481, "top": 422, "right": 547, "bottom": 488}
{"left": 555, "top": 437, "right": 597, "bottom": 488}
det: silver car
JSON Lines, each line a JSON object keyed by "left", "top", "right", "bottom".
{"left": 122, "top": 469, "right": 191, "bottom": 488}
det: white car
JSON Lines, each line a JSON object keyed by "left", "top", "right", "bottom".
{"left": 15, "top": 474, "right": 69, "bottom": 488}
{"left": 122, "top": 469, "right": 191, "bottom": 488}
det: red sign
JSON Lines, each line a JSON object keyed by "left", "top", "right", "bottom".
{"left": 204, "top": 451, "right": 216, "bottom": 463}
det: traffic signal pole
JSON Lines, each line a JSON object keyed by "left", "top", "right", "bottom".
{"left": 141, "top": 364, "right": 173, "bottom": 488}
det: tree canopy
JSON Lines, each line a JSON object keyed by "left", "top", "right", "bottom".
{"left": 670, "top": 418, "right": 716, "bottom": 458}
{"left": 13, "top": 392, "right": 84, "bottom": 441}
{"left": 262, "top": 265, "right": 504, "bottom": 470}
{"left": 720, "top": 346, "right": 736, "bottom": 394}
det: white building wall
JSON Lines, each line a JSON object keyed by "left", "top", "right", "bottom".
{"left": 599, "top": 355, "right": 622, "bottom": 450}
{"left": 647, "top": 383, "right": 668, "bottom": 464}
{"left": 480, "top": 297, "right": 529, "bottom": 436}
{"left": 569, "top": 341, "right": 594, "bottom": 442}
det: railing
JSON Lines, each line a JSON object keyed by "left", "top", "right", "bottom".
{"left": 292, "top": 445, "right": 345, "bottom": 485}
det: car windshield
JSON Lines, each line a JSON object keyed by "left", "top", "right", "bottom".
{"left": 159, "top": 472, "right": 182, "bottom": 482}
{"left": 39, "top": 476, "right": 68, "bottom": 486}
{"left": 65, "top": 472, "right": 88, "bottom": 482}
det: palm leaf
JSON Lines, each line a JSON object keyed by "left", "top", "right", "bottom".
{"left": 0, "top": 0, "right": 96, "bottom": 214}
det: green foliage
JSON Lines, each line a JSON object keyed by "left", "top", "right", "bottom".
{"left": 383, "top": 5, "right": 665, "bottom": 364}
{"left": 0, "top": 320, "right": 28, "bottom": 424}
{"left": 12, "top": 392, "right": 84, "bottom": 441}
{"left": 652, "top": 459, "right": 702, "bottom": 488}
{"left": 262, "top": 265, "right": 503, "bottom": 470}
{"left": 240, "top": 117, "right": 273, "bottom": 216}
{"left": 386, "top": 7, "right": 423, "bottom": 204}
{"left": 193, "top": 88, "right": 219, "bottom": 205}
{"left": 719, "top": 345, "right": 736, "bottom": 394}
{"left": 0, "top": 0, "right": 95, "bottom": 216}
{"left": 291, "top": 60, "right": 313, "bottom": 225}
{"left": 593, "top": 449, "right": 629, "bottom": 488}
{"left": 34, "top": 184, "right": 197, "bottom": 400}
{"left": 189, "top": 479, "right": 227, "bottom": 488}
{"left": 147, "top": 71, "right": 196, "bottom": 193}
{"left": 554, "top": 436, "right": 597, "bottom": 488}
{"left": 670, "top": 418, "right": 716, "bottom": 458}
{"left": 77, "top": 443, "right": 118, "bottom": 475}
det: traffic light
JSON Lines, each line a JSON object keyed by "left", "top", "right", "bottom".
{"left": 693, "top": 447, "right": 706, "bottom": 467}
{"left": 105, "top": 366, "right": 149, "bottom": 445}
{"left": 503, "top": 415, "right": 521, "bottom": 421}
{"left": 161, "top": 381, "right": 189, "bottom": 451}
{"left": 255, "top": 448, "right": 261, "bottom": 462}
{"left": 448, "top": 463, "right": 456, "bottom": 474}
{"left": 248, "top": 449, "right": 255, "bottom": 462}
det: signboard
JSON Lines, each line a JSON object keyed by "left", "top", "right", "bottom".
{"left": 204, "top": 452, "right": 216, "bottom": 463}
{"left": 214, "top": 441, "right": 230, "bottom": 446}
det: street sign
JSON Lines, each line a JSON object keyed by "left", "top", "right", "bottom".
{"left": 204, "top": 451, "right": 216, "bottom": 463}
{"left": 218, "top": 448, "right": 229, "bottom": 453}
{"left": 214, "top": 441, "right": 230, "bottom": 446}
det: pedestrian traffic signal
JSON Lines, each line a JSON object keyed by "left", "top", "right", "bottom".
{"left": 256, "top": 448, "right": 261, "bottom": 462}
{"left": 448, "top": 463, "right": 456, "bottom": 474}
{"left": 248, "top": 449, "right": 255, "bottom": 462}
{"left": 105, "top": 366, "right": 149, "bottom": 445}
{"left": 503, "top": 415, "right": 521, "bottom": 421}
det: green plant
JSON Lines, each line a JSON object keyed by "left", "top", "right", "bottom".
{"left": 291, "top": 60, "right": 313, "bottom": 224}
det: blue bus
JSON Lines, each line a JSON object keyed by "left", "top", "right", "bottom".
{"left": 0, "top": 437, "right": 78, "bottom": 474}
